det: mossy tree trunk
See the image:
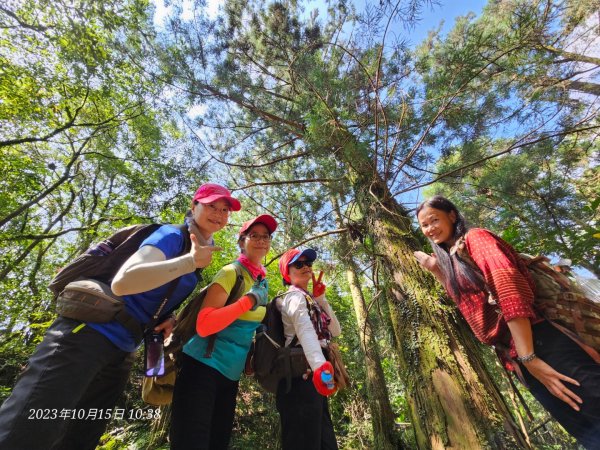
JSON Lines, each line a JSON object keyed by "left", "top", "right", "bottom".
{"left": 333, "top": 135, "right": 530, "bottom": 449}
{"left": 333, "top": 195, "right": 403, "bottom": 449}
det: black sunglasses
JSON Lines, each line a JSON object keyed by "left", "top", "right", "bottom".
{"left": 291, "top": 260, "right": 313, "bottom": 269}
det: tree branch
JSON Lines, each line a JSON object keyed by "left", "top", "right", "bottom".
{"left": 393, "top": 124, "right": 600, "bottom": 196}
{"left": 232, "top": 178, "right": 343, "bottom": 191}
{"left": 265, "top": 228, "right": 349, "bottom": 266}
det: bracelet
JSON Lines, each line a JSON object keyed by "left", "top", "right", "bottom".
{"left": 516, "top": 352, "right": 537, "bottom": 363}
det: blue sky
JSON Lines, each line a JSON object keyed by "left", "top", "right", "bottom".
{"left": 353, "top": 0, "right": 488, "bottom": 46}
{"left": 154, "top": 0, "right": 489, "bottom": 47}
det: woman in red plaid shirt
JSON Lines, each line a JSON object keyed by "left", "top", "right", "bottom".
{"left": 414, "top": 195, "right": 600, "bottom": 449}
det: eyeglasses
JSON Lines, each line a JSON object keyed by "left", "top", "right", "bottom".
{"left": 246, "top": 233, "right": 272, "bottom": 242}
{"left": 291, "top": 260, "right": 313, "bottom": 269}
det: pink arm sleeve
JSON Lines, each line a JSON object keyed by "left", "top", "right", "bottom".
{"left": 196, "top": 295, "right": 254, "bottom": 337}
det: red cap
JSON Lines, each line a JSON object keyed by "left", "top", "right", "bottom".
{"left": 278, "top": 248, "right": 317, "bottom": 283}
{"left": 193, "top": 183, "right": 241, "bottom": 211}
{"left": 239, "top": 214, "right": 278, "bottom": 236}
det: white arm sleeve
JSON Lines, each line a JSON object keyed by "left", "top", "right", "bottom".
{"left": 281, "top": 291, "right": 327, "bottom": 371}
{"left": 111, "top": 245, "right": 196, "bottom": 296}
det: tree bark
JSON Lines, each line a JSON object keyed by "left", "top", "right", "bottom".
{"left": 332, "top": 196, "right": 403, "bottom": 449}
{"left": 339, "top": 134, "right": 530, "bottom": 449}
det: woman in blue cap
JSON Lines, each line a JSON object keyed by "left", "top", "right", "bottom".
{"left": 275, "top": 247, "right": 341, "bottom": 450}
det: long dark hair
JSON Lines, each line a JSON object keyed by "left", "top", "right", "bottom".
{"left": 416, "top": 196, "right": 485, "bottom": 298}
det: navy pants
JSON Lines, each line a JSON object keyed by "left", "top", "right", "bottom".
{"left": 522, "top": 321, "right": 600, "bottom": 449}
{"left": 170, "top": 353, "right": 239, "bottom": 450}
{"left": 0, "top": 317, "right": 134, "bottom": 450}
{"left": 276, "top": 376, "right": 338, "bottom": 450}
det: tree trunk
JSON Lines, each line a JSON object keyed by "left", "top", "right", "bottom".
{"left": 338, "top": 136, "right": 530, "bottom": 449}
{"left": 346, "top": 255, "right": 403, "bottom": 449}
{"left": 333, "top": 196, "right": 403, "bottom": 449}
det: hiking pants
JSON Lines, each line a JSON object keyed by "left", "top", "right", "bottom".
{"left": 276, "top": 376, "right": 338, "bottom": 450}
{"left": 170, "top": 353, "right": 239, "bottom": 450}
{"left": 521, "top": 321, "right": 600, "bottom": 450}
{"left": 0, "top": 316, "right": 134, "bottom": 450}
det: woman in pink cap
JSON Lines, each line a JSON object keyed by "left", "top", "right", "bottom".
{"left": 275, "top": 248, "right": 341, "bottom": 450}
{"left": 170, "top": 215, "right": 277, "bottom": 450}
{"left": 0, "top": 183, "right": 239, "bottom": 450}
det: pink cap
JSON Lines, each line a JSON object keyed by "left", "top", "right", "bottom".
{"left": 239, "top": 214, "right": 278, "bottom": 236}
{"left": 193, "top": 183, "right": 241, "bottom": 211}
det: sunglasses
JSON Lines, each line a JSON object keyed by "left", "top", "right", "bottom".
{"left": 291, "top": 260, "right": 313, "bottom": 269}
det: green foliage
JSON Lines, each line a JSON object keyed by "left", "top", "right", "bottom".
{"left": 418, "top": 0, "right": 600, "bottom": 275}
{"left": 0, "top": 0, "right": 205, "bottom": 341}
{"left": 1, "top": 0, "right": 595, "bottom": 447}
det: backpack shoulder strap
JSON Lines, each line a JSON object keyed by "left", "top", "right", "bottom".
{"left": 227, "top": 261, "right": 247, "bottom": 305}
{"left": 274, "top": 291, "right": 302, "bottom": 348}
{"left": 203, "top": 262, "right": 248, "bottom": 358}
{"left": 176, "top": 224, "right": 192, "bottom": 255}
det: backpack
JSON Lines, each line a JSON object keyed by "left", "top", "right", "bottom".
{"left": 454, "top": 236, "right": 600, "bottom": 353}
{"left": 250, "top": 294, "right": 310, "bottom": 394}
{"left": 50, "top": 223, "right": 192, "bottom": 341}
{"left": 142, "top": 262, "right": 247, "bottom": 406}
{"left": 519, "top": 254, "right": 600, "bottom": 352}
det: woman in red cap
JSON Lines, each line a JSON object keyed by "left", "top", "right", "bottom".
{"left": 275, "top": 248, "right": 341, "bottom": 450}
{"left": 170, "top": 214, "right": 277, "bottom": 450}
{"left": 0, "top": 183, "right": 239, "bottom": 450}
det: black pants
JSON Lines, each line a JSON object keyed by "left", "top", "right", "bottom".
{"left": 0, "top": 317, "right": 134, "bottom": 450}
{"left": 170, "top": 353, "right": 239, "bottom": 450}
{"left": 275, "top": 376, "right": 338, "bottom": 450}
{"left": 522, "top": 321, "right": 600, "bottom": 449}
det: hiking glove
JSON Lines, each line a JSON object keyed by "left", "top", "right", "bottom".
{"left": 247, "top": 277, "right": 269, "bottom": 311}
{"left": 312, "top": 361, "right": 337, "bottom": 396}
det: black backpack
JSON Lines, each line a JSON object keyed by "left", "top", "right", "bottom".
{"left": 49, "top": 223, "right": 192, "bottom": 339}
{"left": 251, "top": 294, "right": 310, "bottom": 394}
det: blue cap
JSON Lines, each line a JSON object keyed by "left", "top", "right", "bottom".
{"left": 289, "top": 248, "right": 317, "bottom": 265}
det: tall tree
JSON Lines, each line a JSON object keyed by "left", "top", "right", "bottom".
{"left": 332, "top": 195, "right": 402, "bottom": 449}
{"left": 0, "top": 0, "right": 200, "bottom": 353}
{"left": 413, "top": 0, "right": 599, "bottom": 274}
{"left": 147, "top": 0, "right": 531, "bottom": 446}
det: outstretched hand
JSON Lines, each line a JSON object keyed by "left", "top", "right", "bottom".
{"left": 312, "top": 271, "right": 326, "bottom": 298}
{"left": 523, "top": 358, "right": 582, "bottom": 411}
{"left": 190, "top": 233, "right": 222, "bottom": 269}
{"left": 414, "top": 251, "right": 438, "bottom": 273}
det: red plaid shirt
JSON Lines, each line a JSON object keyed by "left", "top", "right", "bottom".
{"left": 446, "top": 228, "right": 542, "bottom": 359}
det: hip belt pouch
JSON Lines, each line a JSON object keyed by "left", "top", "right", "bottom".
{"left": 273, "top": 347, "right": 309, "bottom": 378}
{"left": 56, "top": 279, "right": 124, "bottom": 323}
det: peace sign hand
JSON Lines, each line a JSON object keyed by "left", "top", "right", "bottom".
{"left": 312, "top": 271, "right": 326, "bottom": 298}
